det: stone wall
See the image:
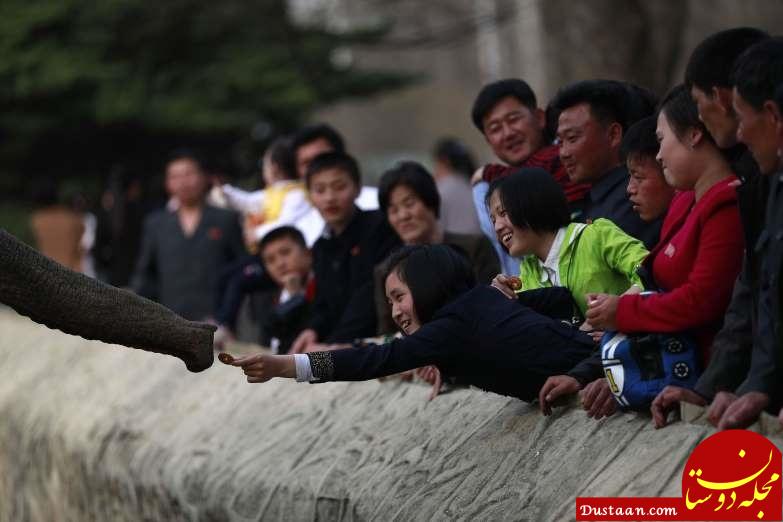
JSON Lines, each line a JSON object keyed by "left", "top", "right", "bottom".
{"left": 0, "top": 309, "right": 780, "bottom": 521}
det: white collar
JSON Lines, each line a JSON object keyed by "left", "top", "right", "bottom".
{"left": 539, "top": 227, "right": 568, "bottom": 284}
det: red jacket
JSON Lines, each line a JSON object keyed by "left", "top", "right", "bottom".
{"left": 615, "top": 176, "right": 744, "bottom": 363}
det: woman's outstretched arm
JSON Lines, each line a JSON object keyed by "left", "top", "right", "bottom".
{"left": 222, "top": 317, "right": 464, "bottom": 383}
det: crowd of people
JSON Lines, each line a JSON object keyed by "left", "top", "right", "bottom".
{"left": 48, "top": 27, "right": 783, "bottom": 431}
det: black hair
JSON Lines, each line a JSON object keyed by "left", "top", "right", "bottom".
{"left": 620, "top": 116, "right": 660, "bottom": 164}
{"left": 378, "top": 161, "right": 440, "bottom": 218}
{"left": 549, "top": 79, "right": 655, "bottom": 134}
{"left": 166, "top": 148, "right": 208, "bottom": 173}
{"left": 471, "top": 78, "right": 538, "bottom": 132}
{"left": 258, "top": 225, "right": 307, "bottom": 255}
{"left": 31, "top": 180, "right": 59, "bottom": 207}
{"left": 380, "top": 244, "right": 475, "bottom": 324}
{"left": 623, "top": 83, "right": 659, "bottom": 128}
{"left": 264, "top": 136, "right": 297, "bottom": 181}
{"left": 291, "top": 123, "right": 345, "bottom": 154}
{"left": 731, "top": 37, "right": 783, "bottom": 111}
{"left": 304, "top": 151, "right": 361, "bottom": 188}
{"left": 658, "top": 84, "right": 714, "bottom": 145}
{"left": 685, "top": 27, "right": 769, "bottom": 93}
{"left": 485, "top": 168, "right": 570, "bottom": 234}
{"left": 433, "top": 138, "right": 476, "bottom": 179}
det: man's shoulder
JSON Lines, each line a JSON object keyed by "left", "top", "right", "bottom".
{"left": 203, "top": 205, "right": 240, "bottom": 225}
{"left": 143, "top": 208, "right": 172, "bottom": 227}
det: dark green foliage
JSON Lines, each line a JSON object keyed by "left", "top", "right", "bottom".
{"left": 0, "top": 0, "right": 411, "bottom": 197}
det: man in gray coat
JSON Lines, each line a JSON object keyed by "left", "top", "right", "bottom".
{"left": 132, "top": 149, "right": 246, "bottom": 321}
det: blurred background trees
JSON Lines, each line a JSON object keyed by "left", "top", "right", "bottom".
{"left": 0, "top": 0, "right": 410, "bottom": 201}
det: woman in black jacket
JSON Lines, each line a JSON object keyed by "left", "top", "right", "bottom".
{"left": 223, "top": 244, "right": 594, "bottom": 402}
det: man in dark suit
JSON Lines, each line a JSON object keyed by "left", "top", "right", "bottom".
{"left": 132, "top": 149, "right": 247, "bottom": 321}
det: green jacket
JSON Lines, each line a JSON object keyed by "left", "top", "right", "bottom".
{"left": 519, "top": 219, "right": 648, "bottom": 316}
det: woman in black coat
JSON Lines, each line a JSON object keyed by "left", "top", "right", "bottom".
{"left": 223, "top": 244, "right": 594, "bottom": 402}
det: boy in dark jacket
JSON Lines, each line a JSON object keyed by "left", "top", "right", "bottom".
{"left": 290, "top": 152, "right": 400, "bottom": 353}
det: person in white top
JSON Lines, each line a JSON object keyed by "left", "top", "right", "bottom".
{"left": 216, "top": 124, "right": 379, "bottom": 247}
{"left": 216, "top": 137, "right": 311, "bottom": 249}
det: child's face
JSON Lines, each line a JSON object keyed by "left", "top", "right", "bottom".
{"left": 385, "top": 269, "right": 421, "bottom": 335}
{"left": 626, "top": 155, "right": 674, "bottom": 223}
{"left": 260, "top": 237, "right": 311, "bottom": 288}
{"left": 309, "top": 168, "right": 359, "bottom": 232}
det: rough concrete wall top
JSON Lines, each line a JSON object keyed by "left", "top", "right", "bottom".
{"left": 0, "top": 309, "right": 781, "bottom": 521}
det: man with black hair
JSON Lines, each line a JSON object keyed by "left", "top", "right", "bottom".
{"left": 705, "top": 37, "right": 783, "bottom": 429}
{"left": 551, "top": 79, "right": 660, "bottom": 249}
{"left": 685, "top": 27, "right": 769, "bottom": 155}
{"left": 290, "top": 151, "right": 400, "bottom": 353}
{"left": 291, "top": 123, "right": 346, "bottom": 178}
{"left": 469, "top": 78, "right": 591, "bottom": 274}
{"left": 290, "top": 123, "right": 379, "bottom": 245}
{"left": 132, "top": 149, "right": 246, "bottom": 320}
{"left": 621, "top": 116, "right": 674, "bottom": 223}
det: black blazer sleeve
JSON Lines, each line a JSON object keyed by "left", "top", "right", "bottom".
{"left": 307, "top": 315, "right": 463, "bottom": 381}
{"left": 566, "top": 351, "right": 604, "bottom": 386}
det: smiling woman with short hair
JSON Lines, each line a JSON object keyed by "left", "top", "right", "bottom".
{"left": 221, "top": 244, "right": 594, "bottom": 402}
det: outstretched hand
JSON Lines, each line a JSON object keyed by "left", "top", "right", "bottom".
{"left": 218, "top": 352, "right": 296, "bottom": 383}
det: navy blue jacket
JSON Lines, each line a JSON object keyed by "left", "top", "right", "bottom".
{"left": 306, "top": 285, "right": 595, "bottom": 401}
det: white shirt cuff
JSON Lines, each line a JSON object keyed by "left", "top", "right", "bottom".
{"left": 294, "top": 354, "right": 314, "bottom": 382}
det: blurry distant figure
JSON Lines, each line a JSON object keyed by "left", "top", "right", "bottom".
{"left": 29, "top": 181, "right": 85, "bottom": 272}
{"left": 217, "top": 136, "right": 311, "bottom": 249}
{"left": 432, "top": 138, "right": 481, "bottom": 235}
{"left": 70, "top": 192, "right": 97, "bottom": 278}
{"left": 131, "top": 149, "right": 246, "bottom": 321}
{"left": 93, "top": 170, "right": 147, "bottom": 287}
